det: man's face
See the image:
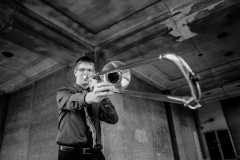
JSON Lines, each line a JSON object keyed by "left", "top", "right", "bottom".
{"left": 74, "top": 62, "right": 95, "bottom": 87}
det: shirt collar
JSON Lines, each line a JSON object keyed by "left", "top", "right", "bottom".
{"left": 74, "top": 83, "right": 90, "bottom": 92}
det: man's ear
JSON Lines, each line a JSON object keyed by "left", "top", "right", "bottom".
{"left": 74, "top": 69, "right": 77, "bottom": 76}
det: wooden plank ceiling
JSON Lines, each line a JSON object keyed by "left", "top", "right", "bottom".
{"left": 0, "top": 0, "right": 240, "bottom": 105}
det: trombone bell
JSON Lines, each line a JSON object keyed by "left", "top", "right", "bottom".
{"left": 101, "top": 61, "right": 131, "bottom": 91}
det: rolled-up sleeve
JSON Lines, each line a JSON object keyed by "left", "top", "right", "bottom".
{"left": 99, "top": 98, "right": 119, "bottom": 124}
{"left": 56, "top": 88, "right": 88, "bottom": 111}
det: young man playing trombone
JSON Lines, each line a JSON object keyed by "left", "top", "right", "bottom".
{"left": 56, "top": 56, "right": 119, "bottom": 160}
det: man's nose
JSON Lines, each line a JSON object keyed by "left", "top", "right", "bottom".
{"left": 82, "top": 70, "right": 90, "bottom": 73}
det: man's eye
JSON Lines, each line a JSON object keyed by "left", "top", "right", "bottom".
{"left": 78, "top": 68, "right": 93, "bottom": 72}
{"left": 88, "top": 69, "right": 93, "bottom": 72}
{"left": 79, "top": 69, "right": 85, "bottom": 72}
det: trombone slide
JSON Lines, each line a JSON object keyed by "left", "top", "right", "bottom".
{"left": 95, "top": 53, "right": 202, "bottom": 109}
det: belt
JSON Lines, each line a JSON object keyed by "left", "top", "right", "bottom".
{"left": 59, "top": 145, "right": 92, "bottom": 154}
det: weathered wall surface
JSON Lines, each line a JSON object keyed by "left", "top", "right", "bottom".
{"left": 221, "top": 97, "right": 240, "bottom": 158}
{"left": 102, "top": 76, "right": 174, "bottom": 160}
{"left": 0, "top": 85, "right": 33, "bottom": 160}
{"left": 0, "top": 67, "right": 70, "bottom": 160}
{"left": 26, "top": 69, "right": 68, "bottom": 160}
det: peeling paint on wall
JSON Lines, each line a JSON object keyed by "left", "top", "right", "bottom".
{"left": 205, "top": 0, "right": 225, "bottom": 11}
{"left": 178, "top": 25, "right": 197, "bottom": 39}
{"left": 134, "top": 128, "right": 148, "bottom": 143}
{"left": 178, "top": 13, "right": 197, "bottom": 27}
{"left": 172, "top": 2, "right": 195, "bottom": 20}
{"left": 159, "top": 19, "right": 184, "bottom": 42}
{"left": 172, "top": 0, "right": 226, "bottom": 20}
{"left": 165, "top": 20, "right": 180, "bottom": 40}
{"left": 152, "top": 127, "right": 172, "bottom": 157}
{"left": 172, "top": 0, "right": 226, "bottom": 39}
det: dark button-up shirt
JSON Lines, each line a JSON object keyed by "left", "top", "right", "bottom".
{"left": 56, "top": 83, "right": 118, "bottom": 147}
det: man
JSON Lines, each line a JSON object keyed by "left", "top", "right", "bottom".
{"left": 56, "top": 56, "right": 119, "bottom": 160}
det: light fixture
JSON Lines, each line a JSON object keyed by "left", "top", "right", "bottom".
{"left": 217, "top": 32, "right": 228, "bottom": 39}
{"left": 224, "top": 52, "right": 233, "bottom": 57}
{"left": 208, "top": 118, "right": 214, "bottom": 122}
{"left": 2, "top": 51, "right": 14, "bottom": 57}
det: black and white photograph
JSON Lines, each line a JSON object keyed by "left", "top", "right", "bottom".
{"left": 0, "top": 0, "right": 240, "bottom": 160}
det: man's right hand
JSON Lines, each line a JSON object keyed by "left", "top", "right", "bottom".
{"left": 85, "top": 82, "right": 115, "bottom": 104}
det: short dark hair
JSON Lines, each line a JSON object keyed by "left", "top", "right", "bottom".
{"left": 75, "top": 56, "right": 95, "bottom": 69}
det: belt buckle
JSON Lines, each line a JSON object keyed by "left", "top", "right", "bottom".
{"left": 83, "top": 148, "right": 91, "bottom": 154}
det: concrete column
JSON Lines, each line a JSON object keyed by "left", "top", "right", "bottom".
{"left": 192, "top": 110, "right": 207, "bottom": 159}
{"left": 170, "top": 103, "right": 201, "bottom": 160}
{"left": 164, "top": 99, "right": 180, "bottom": 160}
{"left": 0, "top": 93, "right": 9, "bottom": 150}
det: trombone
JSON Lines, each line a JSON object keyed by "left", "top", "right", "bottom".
{"left": 85, "top": 53, "right": 201, "bottom": 109}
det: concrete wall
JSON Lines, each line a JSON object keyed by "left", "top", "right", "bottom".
{"left": 221, "top": 97, "right": 240, "bottom": 159}
{"left": 0, "top": 85, "right": 34, "bottom": 160}
{"left": 0, "top": 67, "right": 70, "bottom": 160}
{"left": 102, "top": 76, "right": 174, "bottom": 160}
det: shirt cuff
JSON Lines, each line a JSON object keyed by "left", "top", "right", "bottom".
{"left": 76, "top": 92, "right": 89, "bottom": 108}
{"left": 83, "top": 93, "right": 91, "bottom": 107}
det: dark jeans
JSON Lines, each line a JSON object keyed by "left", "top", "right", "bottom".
{"left": 58, "top": 150, "right": 105, "bottom": 160}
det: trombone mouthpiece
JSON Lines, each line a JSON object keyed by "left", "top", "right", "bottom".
{"left": 82, "top": 75, "right": 88, "bottom": 81}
